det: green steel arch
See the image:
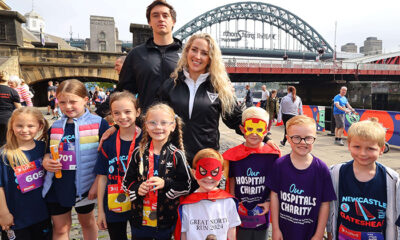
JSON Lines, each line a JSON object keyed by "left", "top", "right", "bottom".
{"left": 173, "top": 1, "right": 333, "bottom": 53}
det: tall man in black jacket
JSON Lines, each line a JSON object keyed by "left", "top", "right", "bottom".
{"left": 117, "top": 0, "right": 181, "bottom": 112}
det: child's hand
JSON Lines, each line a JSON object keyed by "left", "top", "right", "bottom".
{"left": 97, "top": 126, "right": 117, "bottom": 151}
{"left": 326, "top": 232, "right": 333, "bottom": 240}
{"left": 147, "top": 177, "right": 165, "bottom": 191}
{"left": 257, "top": 201, "right": 270, "bottom": 215}
{"left": 42, "top": 154, "right": 62, "bottom": 172}
{"left": 138, "top": 182, "right": 150, "bottom": 196}
{"left": 272, "top": 228, "right": 283, "bottom": 240}
{"left": 311, "top": 234, "right": 324, "bottom": 240}
{"left": 0, "top": 212, "right": 14, "bottom": 231}
{"left": 97, "top": 210, "right": 107, "bottom": 230}
{"left": 266, "top": 140, "right": 280, "bottom": 151}
{"left": 88, "top": 181, "right": 98, "bottom": 200}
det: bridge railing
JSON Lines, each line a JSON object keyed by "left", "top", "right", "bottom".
{"left": 18, "top": 48, "right": 122, "bottom": 67}
{"left": 223, "top": 57, "right": 400, "bottom": 71}
{"left": 358, "top": 63, "right": 400, "bottom": 71}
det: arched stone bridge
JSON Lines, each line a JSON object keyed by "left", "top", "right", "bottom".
{"left": 18, "top": 48, "right": 122, "bottom": 85}
{"left": 15, "top": 48, "right": 124, "bottom": 106}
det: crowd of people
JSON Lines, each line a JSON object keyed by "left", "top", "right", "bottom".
{"left": 0, "top": 1, "right": 398, "bottom": 240}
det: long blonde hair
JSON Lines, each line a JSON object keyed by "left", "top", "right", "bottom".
{"left": 2, "top": 107, "right": 49, "bottom": 168}
{"left": 138, "top": 103, "right": 184, "bottom": 175}
{"left": 171, "top": 33, "right": 235, "bottom": 117}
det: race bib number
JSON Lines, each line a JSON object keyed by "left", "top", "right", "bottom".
{"left": 14, "top": 159, "right": 45, "bottom": 193}
{"left": 59, "top": 142, "right": 76, "bottom": 170}
{"left": 338, "top": 224, "right": 384, "bottom": 240}
{"left": 107, "top": 184, "right": 131, "bottom": 213}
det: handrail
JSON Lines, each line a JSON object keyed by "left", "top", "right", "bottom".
{"left": 223, "top": 57, "right": 400, "bottom": 71}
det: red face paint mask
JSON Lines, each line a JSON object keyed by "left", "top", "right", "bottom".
{"left": 195, "top": 158, "right": 223, "bottom": 181}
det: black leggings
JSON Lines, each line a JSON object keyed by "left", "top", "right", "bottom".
{"left": 282, "top": 114, "right": 296, "bottom": 144}
{"left": 108, "top": 220, "right": 133, "bottom": 240}
{"left": 0, "top": 123, "right": 7, "bottom": 147}
{"left": 1, "top": 218, "right": 52, "bottom": 240}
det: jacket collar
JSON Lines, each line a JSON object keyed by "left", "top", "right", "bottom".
{"left": 145, "top": 37, "right": 182, "bottom": 50}
{"left": 177, "top": 70, "right": 210, "bottom": 83}
{"left": 183, "top": 69, "right": 210, "bottom": 83}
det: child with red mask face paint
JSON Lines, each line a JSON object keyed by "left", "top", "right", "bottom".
{"left": 175, "top": 148, "right": 241, "bottom": 240}
{"left": 223, "top": 107, "right": 281, "bottom": 240}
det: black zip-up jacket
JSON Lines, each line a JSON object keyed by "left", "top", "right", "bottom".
{"left": 157, "top": 71, "right": 244, "bottom": 165}
{"left": 117, "top": 37, "right": 182, "bottom": 111}
{"left": 122, "top": 142, "right": 191, "bottom": 228}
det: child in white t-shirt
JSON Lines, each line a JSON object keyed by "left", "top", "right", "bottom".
{"left": 175, "top": 148, "right": 241, "bottom": 240}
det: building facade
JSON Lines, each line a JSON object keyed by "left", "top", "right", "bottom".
{"left": 130, "top": 23, "right": 152, "bottom": 48}
{"left": 89, "top": 15, "right": 121, "bottom": 52}
{"left": 341, "top": 43, "right": 357, "bottom": 53}
{"left": 360, "top": 37, "right": 382, "bottom": 56}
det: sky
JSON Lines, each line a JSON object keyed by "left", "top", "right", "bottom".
{"left": 7, "top": 0, "right": 400, "bottom": 53}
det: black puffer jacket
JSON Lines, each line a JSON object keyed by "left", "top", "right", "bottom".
{"left": 122, "top": 142, "right": 191, "bottom": 228}
{"left": 117, "top": 37, "right": 182, "bottom": 111}
{"left": 157, "top": 71, "right": 243, "bottom": 165}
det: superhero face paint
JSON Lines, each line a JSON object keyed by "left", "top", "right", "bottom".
{"left": 195, "top": 158, "right": 223, "bottom": 181}
{"left": 243, "top": 118, "right": 267, "bottom": 138}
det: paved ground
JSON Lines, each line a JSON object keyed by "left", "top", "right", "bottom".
{"left": 40, "top": 107, "right": 399, "bottom": 239}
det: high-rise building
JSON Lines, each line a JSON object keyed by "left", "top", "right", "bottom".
{"left": 341, "top": 43, "right": 357, "bottom": 53}
{"left": 360, "top": 37, "right": 382, "bottom": 56}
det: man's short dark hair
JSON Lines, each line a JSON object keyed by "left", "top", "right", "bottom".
{"left": 146, "top": 0, "right": 176, "bottom": 23}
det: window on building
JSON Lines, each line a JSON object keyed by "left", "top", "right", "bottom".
{"left": 32, "top": 20, "right": 36, "bottom": 28}
{"left": 100, "top": 42, "right": 106, "bottom": 51}
{"left": 0, "top": 23, "right": 6, "bottom": 40}
{"left": 99, "top": 31, "right": 106, "bottom": 40}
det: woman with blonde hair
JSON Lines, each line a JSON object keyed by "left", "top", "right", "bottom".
{"left": 157, "top": 33, "right": 273, "bottom": 165}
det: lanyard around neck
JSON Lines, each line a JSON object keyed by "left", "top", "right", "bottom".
{"left": 116, "top": 127, "right": 138, "bottom": 187}
{"left": 148, "top": 141, "right": 155, "bottom": 179}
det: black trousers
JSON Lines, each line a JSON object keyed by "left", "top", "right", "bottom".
{"left": 1, "top": 218, "right": 52, "bottom": 240}
{"left": 282, "top": 114, "right": 296, "bottom": 144}
{"left": 0, "top": 123, "right": 7, "bottom": 147}
{"left": 107, "top": 220, "right": 133, "bottom": 240}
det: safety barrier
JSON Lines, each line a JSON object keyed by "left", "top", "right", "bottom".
{"left": 302, "top": 105, "right": 400, "bottom": 147}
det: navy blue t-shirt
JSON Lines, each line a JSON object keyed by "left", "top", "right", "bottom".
{"left": 94, "top": 130, "right": 142, "bottom": 222}
{"left": 153, "top": 154, "right": 160, "bottom": 177}
{"left": 337, "top": 161, "right": 387, "bottom": 239}
{"left": 0, "top": 140, "right": 49, "bottom": 230}
{"left": 229, "top": 153, "right": 278, "bottom": 230}
{"left": 46, "top": 119, "right": 109, "bottom": 207}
